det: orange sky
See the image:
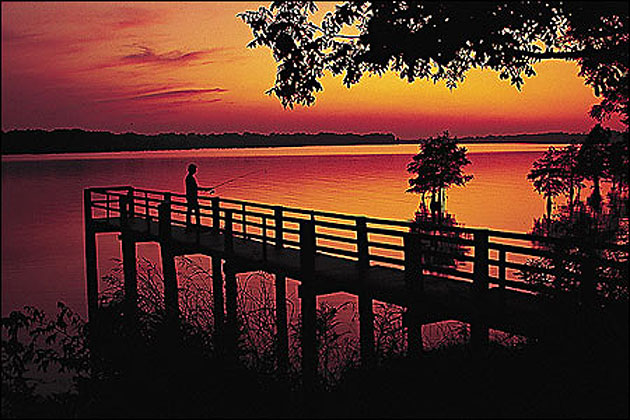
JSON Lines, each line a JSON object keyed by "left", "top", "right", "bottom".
{"left": 1, "top": 1, "right": 624, "bottom": 139}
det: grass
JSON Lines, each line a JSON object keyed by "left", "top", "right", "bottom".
{"left": 2, "top": 256, "right": 628, "bottom": 418}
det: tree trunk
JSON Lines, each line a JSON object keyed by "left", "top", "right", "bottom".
{"left": 546, "top": 196, "right": 553, "bottom": 221}
{"left": 591, "top": 175, "right": 602, "bottom": 211}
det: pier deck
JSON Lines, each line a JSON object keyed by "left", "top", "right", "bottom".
{"left": 84, "top": 186, "right": 628, "bottom": 382}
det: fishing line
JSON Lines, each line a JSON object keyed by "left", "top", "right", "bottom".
{"left": 209, "top": 168, "right": 266, "bottom": 190}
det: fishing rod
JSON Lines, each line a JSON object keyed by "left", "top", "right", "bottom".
{"left": 208, "top": 168, "right": 266, "bottom": 190}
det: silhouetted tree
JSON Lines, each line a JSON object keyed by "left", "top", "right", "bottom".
{"left": 239, "top": 2, "right": 628, "bottom": 124}
{"left": 556, "top": 144, "right": 584, "bottom": 216}
{"left": 528, "top": 147, "right": 566, "bottom": 220}
{"left": 529, "top": 145, "right": 585, "bottom": 219}
{"left": 577, "top": 124, "right": 613, "bottom": 210}
{"left": 406, "top": 131, "right": 473, "bottom": 218}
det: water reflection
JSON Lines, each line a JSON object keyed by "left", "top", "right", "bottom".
{"left": 2, "top": 145, "right": 561, "bottom": 315}
{"left": 411, "top": 208, "right": 467, "bottom": 272}
{"left": 521, "top": 188, "right": 629, "bottom": 302}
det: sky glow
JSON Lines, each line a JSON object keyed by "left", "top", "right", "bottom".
{"left": 1, "top": 2, "right": 624, "bottom": 139}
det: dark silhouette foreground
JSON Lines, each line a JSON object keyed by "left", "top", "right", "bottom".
{"left": 2, "top": 286, "right": 627, "bottom": 418}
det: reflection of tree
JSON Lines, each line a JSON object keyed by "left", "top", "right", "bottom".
{"left": 410, "top": 209, "right": 468, "bottom": 272}
{"left": 519, "top": 202, "right": 628, "bottom": 303}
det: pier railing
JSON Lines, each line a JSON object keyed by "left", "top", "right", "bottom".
{"left": 86, "top": 186, "right": 628, "bottom": 303}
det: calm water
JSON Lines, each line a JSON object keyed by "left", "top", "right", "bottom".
{"left": 2, "top": 144, "right": 557, "bottom": 316}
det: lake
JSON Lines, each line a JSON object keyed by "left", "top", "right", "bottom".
{"left": 2, "top": 143, "right": 558, "bottom": 317}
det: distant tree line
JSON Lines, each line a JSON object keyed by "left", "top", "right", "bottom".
{"left": 0, "top": 129, "right": 396, "bottom": 155}
{"left": 453, "top": 132, "right": 587, "bottom": 144}
{"left": 1, "top": 129, "right": 593, "bottom": 155}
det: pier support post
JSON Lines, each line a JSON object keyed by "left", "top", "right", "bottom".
{"left": 212, "top": 197, "right": 221, "bottom": 234}
{"left": 159, "top": 196, "right": 180, "bottom": 335}
{"left": 120, "top": 196, "right": 138, "bottom": 332}
{"left": 224, "top": 262, "right": 238, "bottom": 360}
{"left": 301, "top": 285, "right": 317, "bottom": 391}
{"left": 471, "top": 229, "right": 489, "bottom": 359}
{"left": 405, "top": 307, "right": 423, "bottom": 357}
{"left": 300, "top": 220, "right": 317, "bottom": 391}
{"left": 275, "top": 274, "right": 289, "bottom": 376}
{"left": 84, "top": 190, "right": 100, "bottom": 358}
{"left": 161, "top": 247, "right": 179, "bottom": 324}
{"left": 121, "top": 235, "right": 138, "bottom": 328}
{"left": 356, "top": 217, "right": 375, "bottom": 369}
{"left": 212, "top": 257, "right": 225, "bottom": 351}
{"left": 404, "top": 232, "right": 424, "bottom": 358}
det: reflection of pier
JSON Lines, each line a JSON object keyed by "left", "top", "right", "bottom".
{"left": 84, "top": 186, "right": 627, "bottom": 387}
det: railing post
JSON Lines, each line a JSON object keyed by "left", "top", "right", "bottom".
{"left": 242, "top": 203, "right": 247, "bottom": 239}
{"left": 212, "top": 197, "right": 220, "bottom": 234}
{"left": 262, "top": 215, "right": 268, "bottom": 261}
{"left": 356, "top": 217, "right": 374, "bottom": 369}
{"left": 106, "top": 193, "right": 111, "bottom": 221}
{"left": 472, "top": 229, "right": 489, "bottom": 357}
{"left": 404, "top": 232, "right": 424, "bottom": 357}
{"left": 119, "top": 195, "right": 128, "bottom": 227}
{"left": 196, "top": 197, "right": 202, "bottom": 244}
{"left": 300, "top": 219, "right": 316, "bottom": 274}
{"left": 145, "top": 192, "right": 151, "bottom": 233}
{"left": 404, "top": 232, "right": 424, "bottom": 295}
{"left": 274, "top": 206, "right": 284, "bottom": 248}
{"left": 299, "top": 219, "right": 317, "bottom": 391}
{"left": 356, "top": 217, "right": 369, "bottom": 271}
{"left": 498, "top": 249, "right": 506, "bottom": 291}
{"left": 127, "top": 187, "right": 134, "bottom": 218}
{"left": 224, "top": 209, "right": 234, "bottom": 254}
{"left": 158, "top": 194, "right": 172, "bottom": 240}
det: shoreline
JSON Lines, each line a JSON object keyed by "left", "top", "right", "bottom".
{"left": 1, "top": 142, "right": 568, "bottom": 161}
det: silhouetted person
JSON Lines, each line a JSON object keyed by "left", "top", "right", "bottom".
{"left": 185, "top": 164, "right": 214, "bottom": 230}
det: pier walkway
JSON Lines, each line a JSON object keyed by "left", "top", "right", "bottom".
{"left": 84, "top": 186, "right": 628, "bottom": 384}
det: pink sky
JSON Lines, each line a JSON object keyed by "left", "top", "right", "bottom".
{"left": 1, "top": 2, "right": 624, "bottom": 139}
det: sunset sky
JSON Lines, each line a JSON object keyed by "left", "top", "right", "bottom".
{"left": 1, "top": 1, "right": 624, "bottom": 139}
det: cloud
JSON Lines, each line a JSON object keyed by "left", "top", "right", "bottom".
{"left": 98, "top": 88, "right": 228, "bottom": 103}
{"left": 1, "top": 28, "right": 42, "bottom": 43}
{"left": 83, "top": 44, "right": 227, "bottom": 72}
{"left": 121, "top": 44, "right": 222, "bottom": 66}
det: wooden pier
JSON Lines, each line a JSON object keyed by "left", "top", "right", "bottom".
{"left": 84, "top": 186, "right": 628, "bottom": 386}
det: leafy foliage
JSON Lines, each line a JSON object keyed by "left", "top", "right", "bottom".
{"left": 406, "top": 131, "right": 473, "bottom": 202}
{"left": 239, "top": 1, "right": 629, "bottom": 124}
{"left": 527, "top": 146, "right": 570, "bottom": 217}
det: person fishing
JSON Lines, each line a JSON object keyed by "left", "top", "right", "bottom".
{"left": 185, "top": 163, "right": 214, "bottom": 230}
